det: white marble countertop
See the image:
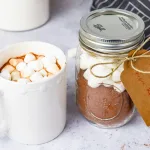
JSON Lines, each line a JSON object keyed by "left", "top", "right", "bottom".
{"left": 0, "top": 0, "right": 150, "bottom": 150}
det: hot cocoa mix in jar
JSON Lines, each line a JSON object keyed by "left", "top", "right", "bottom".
{"left": 76, "top": 9, "right": 145, "bottom": 128}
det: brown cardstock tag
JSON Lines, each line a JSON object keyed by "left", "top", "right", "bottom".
{"left": 121, "top": 49, "right": 150, "bottom": 126}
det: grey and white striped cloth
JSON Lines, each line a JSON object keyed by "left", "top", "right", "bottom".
{"left": 91, "top": 0, "right": 150, "bottom": 49}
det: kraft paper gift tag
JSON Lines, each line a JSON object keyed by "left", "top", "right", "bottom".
{"left": 121, "top": 49, "right": 150, "bottom": 126}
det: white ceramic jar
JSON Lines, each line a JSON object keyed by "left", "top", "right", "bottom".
{"left": 0, "top": 42, "right": 66, "bottom": 144}
{"left": 0, "top": 0, "right": 50, "bottom": 31}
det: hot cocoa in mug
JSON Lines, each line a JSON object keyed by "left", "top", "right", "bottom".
{"left": 0, "top": 42, "right": 66, "bottom": 144}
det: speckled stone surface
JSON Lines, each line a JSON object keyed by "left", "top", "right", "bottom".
{"left": 0, "top": 0, "right": 150, "bottom": 150}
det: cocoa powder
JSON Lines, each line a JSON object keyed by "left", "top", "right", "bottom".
{"left": 77, "top": 70, "right": 134, "bottom": 127}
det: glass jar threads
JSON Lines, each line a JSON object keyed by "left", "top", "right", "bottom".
{"left": 76, "top": 9, "right": 145, "bottom": 128}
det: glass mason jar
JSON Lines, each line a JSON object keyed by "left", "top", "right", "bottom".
{"left": 76, "top": 9, "right": 145, "bottom": 128}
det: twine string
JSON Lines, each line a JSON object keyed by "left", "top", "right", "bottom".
{"left": 90, "top": 37, "right": 150, "bottom": 78}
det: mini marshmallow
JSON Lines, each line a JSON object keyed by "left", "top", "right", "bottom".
{"left": 103, "top": 79, "right": 114, "bottom": 87}
{"left": 39, "top": 69, "right": 47, "bottom": 77}
{"left": 11, "top": 70, "right": 21, "bottom": 81}
{"left": 24, "top": 53, "right": 36, "bottom": 63}
{"left": 30, "top": 72, "right": 43, "bottom": 82}
{"left": 106, "top": 63, "right": 117, "bottom": 69}
{"left": 90, "top": 74, "right": 107, "bottom": 83}
{"left": 83, "top": 69, "right": 90, "bottom": 80}
{"left": 16, "top": 62, "right": 27, "bottom": 71}
{"left": 9, "top": 58, "right": 23, "bottom": 67}
{"left": 21, "top": 66, "right": 35, "bottom": 78}
{"left": 91, "top": 65, "right": 112, "bottom": 77}
{"left": 46, "top": 64, "right": 60, "bottom": 74}
{"left": 0, "top": 70, "right": 11, "bottom": 80}
{"left": 111, "top": 70, "right": 121, "bottom": 82}
{"left": 47, "top": 55, "right": 56, "bottom": 63}
{"left": 88, "top": 79, "right": 100, "bottom": 88}
{"left": 80, "top": 53, "right": 90, "bottom": 70}
{"left": 41, "top": 56, "right": 56, "bottom": 68}
{"left": 17, "top": 78, "right": 31, "bottom": 84}
{"left": 28, "top": 60, "right": 43, "bottom": 71}
{"left": 113, "top": 82, "right": 125, "bottom": 93}
{"left": 88, "top": 57, "right": 101, "bottom": 68}
{"left": 87, "top": 73, "right": 107, "bottom": 88}
{"left": 80, "top": 54, "right": 101, "bottom": 70}
{"left": 2, "top": 65, "right": 15, "bottom": 73}
{"left": 100, "top": 57, "right": 114, "bottom": 63}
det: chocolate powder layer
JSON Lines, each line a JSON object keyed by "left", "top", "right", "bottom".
{"left": 76, "top": 70, "right": 134, "bottom": 128}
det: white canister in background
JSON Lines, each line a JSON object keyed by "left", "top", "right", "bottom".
{"left": 0, "top": 0, "right": 50, "bottom": 31}
{"left": 0, "top": 42, "right": 66, "bottom": 145}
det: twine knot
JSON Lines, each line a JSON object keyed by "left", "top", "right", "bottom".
{"left": 125, "top": 57, "right": 136, "bottom": 61}
{"left": 90, "top": 37, "right": 150, "bottom": 78}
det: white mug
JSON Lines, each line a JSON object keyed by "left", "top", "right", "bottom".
{"left": 0, "top": 42, "right": 66, "bottom": 144}
{"left": 0, "top": 0, "right": 50, "bottom": 31}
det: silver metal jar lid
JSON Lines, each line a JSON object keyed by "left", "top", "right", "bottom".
{"left": 79, "top": 8, "right": 145, "bottom": 54}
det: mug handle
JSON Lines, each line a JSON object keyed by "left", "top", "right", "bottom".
{"left": 0, "top": 91, "right": 7, "bottom": 138}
